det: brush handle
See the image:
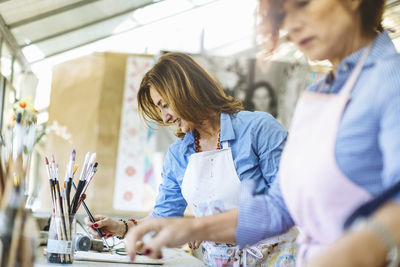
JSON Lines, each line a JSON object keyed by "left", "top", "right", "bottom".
{"left": 71, "top": 180, "right": 85, "bottom": 214}
{"left": 72, "top": 182, "right": 111, "bottom": 251}
{"left": 65, "top": 178, "right": 72, "bottom": 214}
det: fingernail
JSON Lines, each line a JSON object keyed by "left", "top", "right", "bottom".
{"left": 107, "top": 234, "right": 112, "bottom": 238}
{"left": 93, "top": 223, "right": 98, "bottom": 227}
{"left": 157, "top": 254, "right": 163, "bottom": 259}
{"left": 144, "top": 248, "right": 152, "bottom": 255}
{"left": 129, "top": 255, "right": 134, "bottom": 262}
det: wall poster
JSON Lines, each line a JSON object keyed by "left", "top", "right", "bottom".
{"left": 113, "top": 56, "right": 158, "bottom": 212}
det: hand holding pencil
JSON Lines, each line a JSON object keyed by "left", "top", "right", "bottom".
{"left": 71, "top": 182, "right": 112, "bottom": 252}
{"left": 84, "top": 215, "right": 127, "bottom": 239}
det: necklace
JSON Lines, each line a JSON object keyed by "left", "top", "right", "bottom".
{"left": 194, "top": 129, "right": 221, "bottom": 153}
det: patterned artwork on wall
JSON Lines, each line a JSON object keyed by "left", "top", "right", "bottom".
{"left": 113, "top": 56, "right": 157, "bottom": 212}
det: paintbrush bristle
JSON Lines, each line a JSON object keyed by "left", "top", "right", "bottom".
{"left": 71, "top": 149, "right": 76, "bottom": 161}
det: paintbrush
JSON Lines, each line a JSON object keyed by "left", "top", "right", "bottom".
{"left": 72, "top": 182, "right": 112, "bottom": 253}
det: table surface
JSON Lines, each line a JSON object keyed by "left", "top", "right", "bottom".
{"left": 35, "top": 246, "right": 206, "bottom": 267}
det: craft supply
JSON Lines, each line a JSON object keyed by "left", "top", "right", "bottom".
{"left": 74, "top": 251, "right": 164, "bottom": 265}
{"left": 65, "top": 149, "right": 75, "bottom": 214}
{"left": 47, "top": 213, "right": 76, "bottom": 264}
{"left": 44, "top": 149, "right": 99, "bottom": 264}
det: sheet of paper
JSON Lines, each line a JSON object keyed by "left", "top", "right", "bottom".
{"left": 75, "top": 251, "right": 164, "bottom": 265}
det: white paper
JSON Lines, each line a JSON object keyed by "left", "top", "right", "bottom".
{"left": 75, "top": 251, "right": 164, "bottom": 265}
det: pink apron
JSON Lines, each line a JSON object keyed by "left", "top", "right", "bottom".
{"left": 279, "top": 45, "right": 372, "bottom": 266}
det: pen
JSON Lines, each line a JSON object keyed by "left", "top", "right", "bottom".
{"left": 72, "top": 182, "right": 112, "bottom": 253}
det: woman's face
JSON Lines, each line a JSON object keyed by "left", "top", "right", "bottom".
{"left": 282, "top": 0, "right": 360, "bottom": 63}
{"left": 252, "top": 87, "right": 272, "bottom": 112}
{"left": 150, "top": 87, "right": 191, "bottom": 133}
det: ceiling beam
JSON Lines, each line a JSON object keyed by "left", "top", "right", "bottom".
{"left": 386, "top": 0, "right": 400, "bottom": 8}
{"left": 31, "top": 0, "right": 220, "bottom": 64}
{"left": 0, "top": 14, "right": 30, "bottom": 71}
{"left": 8, "top": 0, "right": 101, "bottom": 29}
{"left": 20, "top": 0, "right": 159, "bottom": 48}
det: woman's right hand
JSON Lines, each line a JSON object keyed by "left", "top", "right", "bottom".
{"left": 84, "top": 215, "right": 125, "bottom": 239}
{"left": 125, "top": 217, "right": 197, "bottom": 260}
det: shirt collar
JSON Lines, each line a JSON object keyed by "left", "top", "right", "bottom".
{"left": 180, "top": 112, "right": 237, "bottom": 154}
{"left": 181, "top": 130, "right": 195, "bottom": 154}
{"left": 336, "top": 31, "right": 397, "bottom": 75}
{"left": 220, "top": 112, "right": 236, "bottom": 142}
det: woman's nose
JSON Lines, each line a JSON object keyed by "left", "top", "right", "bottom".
{"left": 162, "top": 111, "right": 172, "bottom": 123}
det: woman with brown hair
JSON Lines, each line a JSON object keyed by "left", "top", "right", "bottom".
{"left": 125, "top": 0, "right": 400, "bottom": 266}
{"left": 87, "top": 52, "right": 297, "bottom": 266}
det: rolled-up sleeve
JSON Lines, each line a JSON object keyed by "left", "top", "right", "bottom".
{"left": 253, "top": 115, "right": 287, "bottom": 186}
{"left": 150, "top": 148, "right": 187, "bottom": 217}
{"left": 236, "top": 178, "right": 294, "bottom": 248}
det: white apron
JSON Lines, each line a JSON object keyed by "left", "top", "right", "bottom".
{"left": 182, "top": 141, "right": 297, "bottom": 267}
{"left": 279, "top": 45, "right": 372, "bottom": 266}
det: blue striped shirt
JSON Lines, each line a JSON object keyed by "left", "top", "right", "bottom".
{"left": 236, "top": 31, "right": 400, "bottom": 247}
{"left": 150, "top": 111, "right": 287, "bottom": 217}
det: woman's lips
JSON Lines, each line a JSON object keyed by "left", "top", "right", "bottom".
{"left": 299, "top": 37, "right": 315, "bottom": 48}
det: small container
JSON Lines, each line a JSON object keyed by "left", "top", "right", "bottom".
{"left": 47, "top": 214, "right": 76, "bottom": 264}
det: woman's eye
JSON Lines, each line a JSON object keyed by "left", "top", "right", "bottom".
{"left": 296, "top": 0, "right": 309, "bottom": 7}
{"left": 162, "top": 103, "right": 168, "bottom": 109}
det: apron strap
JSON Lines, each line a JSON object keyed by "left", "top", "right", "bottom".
{"left": 316, "top": 45, "right": 371, "bottom": 95}
{"left": 344, "top": 179, "right": 400, "bottom": 230}
{"left": 221, "top": 141, "right": 229, "bottom": 149}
